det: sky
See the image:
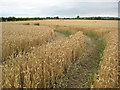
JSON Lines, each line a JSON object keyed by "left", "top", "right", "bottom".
{"left": 0, "top": 0, "right": 119, "bottom": 17}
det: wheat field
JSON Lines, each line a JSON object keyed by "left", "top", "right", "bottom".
{"left": 93, "top": 31, "right": 118, "bottom": 88}
{"left": 2, "top": 23, "right": 55, "bottom": 61}
{"left": 1, "top": 20, "right": 119, "bottom": 88}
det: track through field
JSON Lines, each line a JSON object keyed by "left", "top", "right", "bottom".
{"left": 52, "top": 31, "right": 104, "bottom": 88}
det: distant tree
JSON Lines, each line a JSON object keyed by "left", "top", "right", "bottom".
{"left": 94, "top": 16, "right": 102, "bottom": 20}
{"left": 1, "top": 16, "right": 119, "bottom": 22}
{"left": 1, "top": 17, "right": 6, "bottom": 21}
{"left": 46, "top": 17, "right": 51, "bottom": 19}
{"left": 54, "top": 16, "right": 59, "bottom": 19}
{"left": 76, "top": 16, "right": 80, "bottom": 19}
{"left": 7, "top": 17, "right": 16, "bottom": 21}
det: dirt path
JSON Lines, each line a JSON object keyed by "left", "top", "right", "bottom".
{"left": 53, "top": 32, "right": 66, "bottom": 41}
{"left": 54, "top": 36, "right": 100, "bottom": 88}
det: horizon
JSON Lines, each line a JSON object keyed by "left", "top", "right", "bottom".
{"left": 1, "top": 16, "right": 119, "bottom": 18}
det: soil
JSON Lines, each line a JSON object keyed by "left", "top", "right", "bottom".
{"left": 53, "top": 32, "right": 66, "bottom": 41}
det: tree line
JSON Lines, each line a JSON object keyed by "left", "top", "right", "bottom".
{"left": 1, "top": 16, "right": 120, "bottom": 22}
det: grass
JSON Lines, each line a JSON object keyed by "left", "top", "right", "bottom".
{"left": 83, "top": 32, "right": 106, "bottom": 87}
{"left": 54, "top": 30, "right": 73, "bottom": 37}
{"left": 84, "top": 32, "right": 106, "bottom": 63}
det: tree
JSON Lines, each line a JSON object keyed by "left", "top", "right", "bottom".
{"left": 76, "top": 16, "right": 80, "bottom": 19}
{"left": 94, "top": 16, "right": 102, "bottom": 20}
{"left": 54, "top": 16, "right": 59, "bottom": 19}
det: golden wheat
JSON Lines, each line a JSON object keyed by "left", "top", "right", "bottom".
{"left": 2, "top": 20, "right": 118, "bottom": 88}
{"left": 93, "top": 31, "right": 118, "bottom": 88}
{"left": 2, "top": 31, "right": 87, "bottom": 88}
{"left": 2, "top": 23, "right": 55, "bottom": 61}
{"left": 21, "top": 20, "right": 117, "bottom": 34}
{"left": 31, "top": 20, "right": 118, "bottom": 88}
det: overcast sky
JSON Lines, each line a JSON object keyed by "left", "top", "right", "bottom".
{"left": 0, "top": 0, "right": 119, "bottom": 17}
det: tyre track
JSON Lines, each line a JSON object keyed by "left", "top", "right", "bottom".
{"left": 54, "top": 34, "right": 100, "bottom": 88}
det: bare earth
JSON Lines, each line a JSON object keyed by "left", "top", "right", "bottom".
{"left": 53, "top": 32, "right": 66, "bottom": 41}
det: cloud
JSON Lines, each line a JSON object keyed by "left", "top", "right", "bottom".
{"left": 0, "top": 0, "right": 119, "bottom": 17}
{"left": 35, "top": 2, "right": 118, "bottom": 17}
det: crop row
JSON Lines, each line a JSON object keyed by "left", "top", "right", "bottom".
{"left": 2, "top": 31, "right": 87, "bottom": 88}
{"left": 93, "top": 31, "right": 118, "bottom": 88}
{"left": 2, "top": 23, "right": 55, "bottom": 61}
